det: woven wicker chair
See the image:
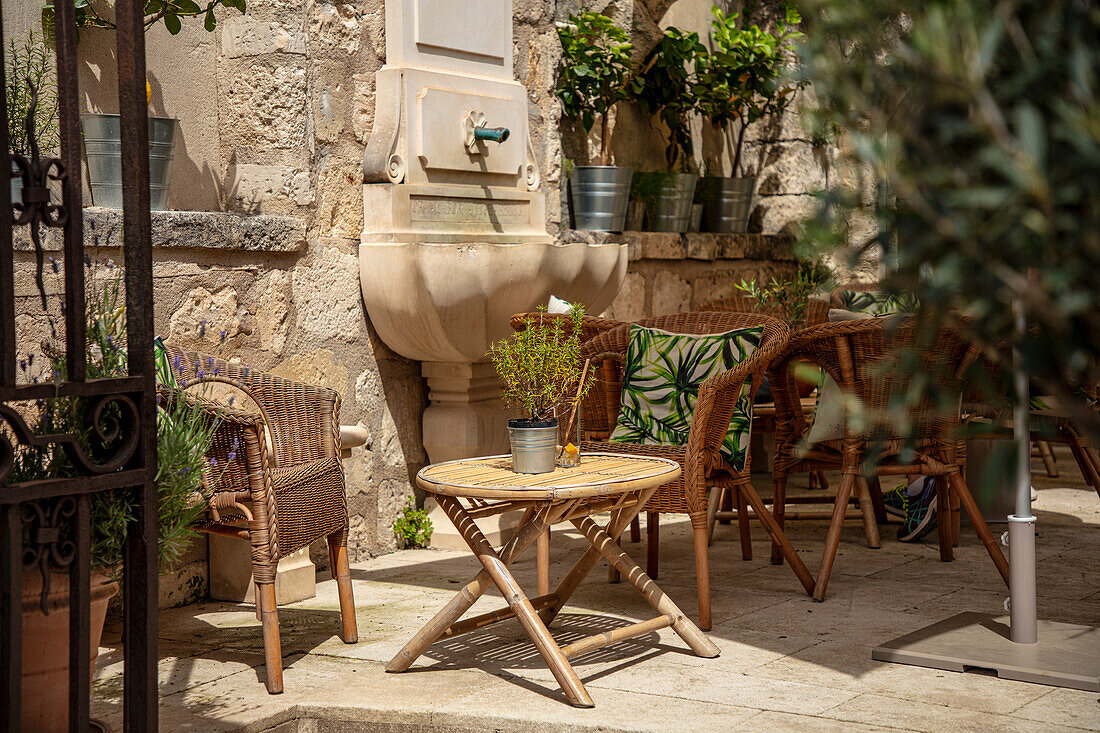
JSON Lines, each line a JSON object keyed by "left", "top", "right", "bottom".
{"left": 163, "top": 345, "right": 358, "bottom": 694}
{"left": 577, "top": 311, "right": 816, "bottom": 630}
{"left": 768, "top": 318, "right": 1011, "bottom": 601}
{"left": 696, "top": 296, "right": 838, "bottom": 531}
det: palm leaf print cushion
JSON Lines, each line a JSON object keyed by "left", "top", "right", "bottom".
{"left": 609, "top": 325, "right": 763, "bottom": 471}
{"left": 835, "top": 289, "right": 918, "bottom": 316}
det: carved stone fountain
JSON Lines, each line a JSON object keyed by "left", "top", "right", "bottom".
{"left": 361, "top": 0, "right": 627, "bottom": 466}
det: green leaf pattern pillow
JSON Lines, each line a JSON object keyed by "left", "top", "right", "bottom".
{"left": 609, "top": 325, "right": 763, "bottom": 471}
{"left": 836, "top": 290, "right": 919, "bottom": 316}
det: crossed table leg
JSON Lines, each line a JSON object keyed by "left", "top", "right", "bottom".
{"left": 387, "top": 485, "right": 720, "bottom": 707}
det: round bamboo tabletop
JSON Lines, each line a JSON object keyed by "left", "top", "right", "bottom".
{"left": 416, "top": 452, "right": 681, "bottom": 501}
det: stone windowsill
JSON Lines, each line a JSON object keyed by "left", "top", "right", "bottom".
{"left": 560, "top": 230, "right": 795, "bottom": 263}
{"left": 13, "top": 207, "right": 307, "bottom": 253}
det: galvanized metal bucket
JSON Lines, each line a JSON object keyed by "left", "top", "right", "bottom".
{"left": 82, "top": 113, "right": 178, "bottom": 210}
{"left": 570, "top": 166, "right": 632, "bottom": 231}
{"left": 699, "top": 176, "right": 756, "bottom": 233}
{"left": 507, "top": 418, "right": 559, "bottom": 474}
{"left": 651, "top": 173, "right": 698, "bottom": 232}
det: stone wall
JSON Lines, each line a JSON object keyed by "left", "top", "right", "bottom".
{"left": 3, "top": 0, "right": 824, "bottom": 607}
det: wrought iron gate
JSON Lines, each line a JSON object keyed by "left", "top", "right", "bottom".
{"left": 1, "top": 0, "right": 158, "bottom": 730}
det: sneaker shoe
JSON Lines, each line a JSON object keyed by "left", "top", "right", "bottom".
{"left": 883, "top": 485, "right": 909, "bottom": 519}
{"left": 897, "top": 477, "right": 938, "bottom": 543}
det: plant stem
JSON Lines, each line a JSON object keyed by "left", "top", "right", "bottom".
{"left": 732, "top": 119, "right": 747, "bottom": 178}
{"left": 599, "top": 107, "right": 612, "bottom": 166}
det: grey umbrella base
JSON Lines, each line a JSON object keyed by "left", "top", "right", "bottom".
{"left": 873, "top": 611, "right": 1100, "bottom": 692}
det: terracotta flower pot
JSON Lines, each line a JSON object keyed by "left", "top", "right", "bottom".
{"left": 21, "top": 571, "right": 118, "bottom": 733}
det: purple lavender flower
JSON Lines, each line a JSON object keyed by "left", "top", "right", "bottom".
{"left": 210, "top": 457, "right": 218, "bottom": 468}
{"left": 27, "top": 354, "right": 34, "bottom": 367}
{"left": 227, "top": 451, "right": 236, "bottom": 462}
{"left": 197, "top": 370, "right": 205, "bottom": 380}
{"left": 220, "top": 330, "right": 227, "bottom": 343}
{"left": 199, "top": 320, "right": 207, "bottom": 338}
{"left": 48, "top": 257, "right": 59, "bottom": 274}
{"left": 174, "top": 354, "right": 182, "bottom": 372}
{"left": 18, "top": 359, "right": 26, "bottom": 372}
{"left": 206, "top": 357, "right": 214, "bottom": 371}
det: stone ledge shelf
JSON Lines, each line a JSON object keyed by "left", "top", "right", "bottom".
{"left": 559, "top": 230, "right": 796, "bottom": 263}
{"left": 14, "top": 207, "right": 307, "bottom": 253}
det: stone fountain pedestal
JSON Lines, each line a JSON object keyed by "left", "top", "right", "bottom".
{"left": 359, "top": 0, "right": 626, "bottom": 547}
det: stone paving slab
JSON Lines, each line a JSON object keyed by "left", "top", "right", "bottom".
{"left": 90, "top": 451, "right": 1099, "bottom": 731}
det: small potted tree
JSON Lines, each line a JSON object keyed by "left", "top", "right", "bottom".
{"left": 697, "top": 5, "right": 803, "bottom": 233}
{"left": 638, "top": 27, "right": 706, "bottom": 232}
{"left": 556, "top": 12, "right": 639, "bottom": 231}
{"left": 43, "top": 0, "right": 245, "bottom": 209}
{"left": 489, "top": 308, "right": 593, "bottom": 474}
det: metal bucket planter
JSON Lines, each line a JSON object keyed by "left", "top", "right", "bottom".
{"left": 570, "top": 166, "right": 632, "bottom": 231}
{"left": 507, "top": 418, "right": 558, "bottom": 474}
{"left": 650, "top": 172, "right": 698, "bottom": 232}
{"left": 82, "top": 113, "right": 178, "bottom": 210}
{"left": 699, "top": 176, "right": 756, "bottom": 233}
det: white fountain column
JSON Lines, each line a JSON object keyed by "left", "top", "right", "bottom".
{"left": 359, "top": 0, "right": 627, "bottom": 468}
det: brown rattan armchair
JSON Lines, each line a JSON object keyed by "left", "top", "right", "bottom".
{"left": 163, "top": 345, "right": 358, "bottom": 694}
{"left": 768, "top": 318, "right": 1011, "bottom": 601}
{"left": 577, "top": 311, "right": 816, "bottom": 630}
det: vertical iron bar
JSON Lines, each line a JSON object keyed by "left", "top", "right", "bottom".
{"left": 0, "top": 10, "right": 14, "bottom": 389}
{"left": 115, "top": 0, "right": 159, "bottom": 729}
{"left": 69, "top": 495, "right": 91, "bottom": 732}
{"left": 54, "top": 0, "right": 87, "bottom": 382}
{"left": 0, "top": 504, "right": 22, "bottom": 733}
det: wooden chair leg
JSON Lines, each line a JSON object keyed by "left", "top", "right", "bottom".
{"left": 867, "top": 475, "right": 887, "bottom": 524}
{"left": 735, "top": 483, "right": 752, "bottom": 560}
{"left": 706, "top": 485, "right": 721, "bottom": 546}
{"left": 769, "top": 471, "right": 788, "bottom": 565}
{"left": 328, "top": 533, "right": 358, "bottom": 644}
{"left": 257, "top": 582, "right": 283, "bottom": 694}
{"left": 1066, "top": 429, "right": 1100, "bottom": 497}
{"left": 945, "top": 470, "right": 1010, "bottom": 586}
{"left": 1037, "top": 440, "right": 1059, "bottom": 478}
{"left": 647, "top": 512, "right": 659, "bottom": 579}
{"left": 814, "top": 470, "right": 830, "bottom": 491}
{"left": 607, "top": 529, "right": 621, "bottom": 583}
{"left": 738, "top": 479, "right": 816, "bottom": 595}
{"left": 690, "top": 515, "right": 712, "bottom": 631}
{"left": 856, "top": 476, "right": 881, "bottom": 549}
{"left": 718, "top": 487, "right": 733, "bottom": 524}
{"left": 814, "top": 469, "right": 857, "bottom": 602}
{"left": 934, "top": 476, "right": 953, "bottom": 562}
{"left": 630, "top": 515, "right": 641, "bottom": 542}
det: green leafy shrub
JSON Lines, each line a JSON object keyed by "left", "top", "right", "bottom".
{"left": 393, "top": 496, "right": 433, "bottom": 549}
{"left": 556, "top": 12, "right": 639, "bottom": 165}
{"left": 43, "top": 0, "right": 246, "bottom": 36}
{"left": 736, "top": 260, "right": 832, "bottom": 327}
{"left": 489, "top": 307, "right": 594, "bottom": 422}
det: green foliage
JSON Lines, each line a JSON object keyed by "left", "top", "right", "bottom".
{"left": 43, "top": 0, "right": 245, "bottom": 37}
{"left": 698, "top": 5, "right": 804, "bottom": 176}
{"left": 556, "top": 12, "right": 640, "bottom": 165}
{"left": 392, "top": 496, "right": 433, "bottom": 549}
{"left": 736, "top": 260, "right": 831, "bottom": 326}
{"left": 5, "top": 31, "right": 59, "bottom": 157}
{"left": 797, "top": 0, "right": 1100, "bottom": 437}
{"left": 12, "top": 261, "right": 211, "bottom": 574}
{"left": 638, "top": 27, "right": 707, "bottom": 171}
{"left": 489, "top": 306, "right": 594, "bottom": 422}
{"left": 629, "top": 170, "right": 672, "bottom": 222}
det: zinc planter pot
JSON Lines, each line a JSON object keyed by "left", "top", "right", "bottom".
{"left": 699, "top": 176, "right": 756, "bottom": 233}
{"left": 81, "top": 113, "right": 178, "bottom": 210}
{"left": 21, "top": 571, "right": 118, "bottom": 733}
{"left": 650, "top": 172, "right": 698, "bottom": 232}
{"left": 570, "top": 166, "right": 633, "bottom": 231}
{"left": 508, "top": 418, "right": 558, "bottom": 474}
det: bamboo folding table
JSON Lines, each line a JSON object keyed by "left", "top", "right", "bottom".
{"left": 387, "top": 452, "right": 720, "bottom": 707}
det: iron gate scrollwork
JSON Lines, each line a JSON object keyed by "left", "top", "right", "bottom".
{"left": 0, "top": 0, "right": 159, "bottom": 730}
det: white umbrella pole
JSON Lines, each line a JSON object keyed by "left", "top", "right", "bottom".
{"left": 1008, "top": 298, "right": 1037, "bottom": 644}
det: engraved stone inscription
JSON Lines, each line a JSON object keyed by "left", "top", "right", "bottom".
{"left": 409, "top": 195, "right": 529, "bottom": 228}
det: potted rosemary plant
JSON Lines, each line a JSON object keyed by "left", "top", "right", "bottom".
{"left": 489, "top": 307, "right": 593, "bottom": 474}
{"left": 697, "top": 5, "right": 803, "bottom": 232}
{"left": 12, "top": 263, "right": 215, "bottom": 732}
{"left": 556, "top": 12, "right": 639, "bottom": 231}
{"left": 43, "top": 0, "right": 245, "bottom": 209}
{"left": 638, "top": 26, "right": 706, "bottom": 232}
